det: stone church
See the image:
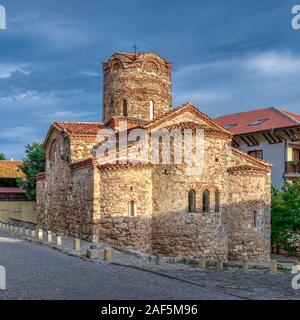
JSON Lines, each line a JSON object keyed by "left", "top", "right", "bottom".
{"left": 37, "top": 52, "right": 272, "bottom": 264}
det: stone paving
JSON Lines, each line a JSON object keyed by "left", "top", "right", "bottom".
{"left": 0, "top": 226, "right": 300, "bottom": 300}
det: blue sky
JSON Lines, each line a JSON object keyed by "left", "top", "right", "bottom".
{"left": 0, "top": 0, "right": 300, "bottom": 159}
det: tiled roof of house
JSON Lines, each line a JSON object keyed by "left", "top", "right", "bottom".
{"left": 54, "top": 122, "right": 105, "bottom": 135}
{"left": 0, "top": 160, "right": 25, "bottom": 178}
{"left": 214, "top": 107, "right": 300, "bottom": 135}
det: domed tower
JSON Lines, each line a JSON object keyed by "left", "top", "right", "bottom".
{"left": 102, "top": 52, "right": 172, "bottom": 124}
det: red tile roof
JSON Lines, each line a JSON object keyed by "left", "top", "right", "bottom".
{"left": 0, "top": 160, "right": 25, "bottom": 178}
{"left": 0, "top": 187, "right": 25, "bottom": 194}
{"left": 214, "top": 107, "right": 300, "bottom": 135}
{"left": 54, "top": 122, "right": 105, "bottom": 135}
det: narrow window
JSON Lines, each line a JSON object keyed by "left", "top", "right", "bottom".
{"left": 150, "top": 100, "right": 154, "bottom": 120}
{"left": 253, "top": 211, "right": 257, "bottom": 228}
{"left": 123, "top": 100, "right": 128, "bottom": 117}
{"left": 215, "top": 191, "right": 220, "bottom": 212}
{"left": 203, "top": 190, "right": 210, "bottom": 213}
{"left": 129, "top": 201, "right": 137, "bottom": 217}
{"left": 188, "top": 189, "right": 196, "bottom": 213}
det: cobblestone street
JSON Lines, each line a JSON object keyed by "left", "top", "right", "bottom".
{"left": 0, "top": 230, "right": 299, "bottom": 300}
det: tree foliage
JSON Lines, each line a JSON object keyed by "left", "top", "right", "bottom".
{"left": 17, "top": 142, "right": 46, "bottom": 200}
{"left": 271, "top": 182, "right": 300, "bottom": 254}
{"left": 0, "top": 152, "right": 6, "bottom": 160}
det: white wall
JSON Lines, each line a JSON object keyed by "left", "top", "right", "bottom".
{"left": 236, "top": 134, "right": 286, "bottom": 190}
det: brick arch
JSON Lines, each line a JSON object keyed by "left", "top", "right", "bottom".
{"left": 48, "top": 139, "right": 57, "bottom": 158}
{"left": 143, "top": 61, "right": 159, "bottom": 72}
{"left": 110, "top": 59, "right": 125, "bottom": 72}
{"left": 182, "top": 182, "right": 219, "bottom": 194}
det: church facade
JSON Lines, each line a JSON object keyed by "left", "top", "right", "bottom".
{"left": 36, "top": 52, "right": 272, "bottom": 264}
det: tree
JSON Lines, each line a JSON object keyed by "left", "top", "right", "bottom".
{"left": 17, "top": 142, "right": 46, "bottom": 200}
{"left": 0, "top": 152, "right": 6, "bottom": 160}
{"left": 271, "top": 182, "right": 300, "bottom": 254}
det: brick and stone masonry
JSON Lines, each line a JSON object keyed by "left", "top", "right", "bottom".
{"left": 36, "top": 52, "right": 272, "bottom": 264}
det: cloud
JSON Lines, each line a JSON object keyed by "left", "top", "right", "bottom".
{"left": 244, "top": 52, "right": 300, "bottom": 76}
{"left": 173, "top": 51, "right": 300, "bottom": 116}
{"left": 0, "top": 63, "right": 29, "bottom": 78}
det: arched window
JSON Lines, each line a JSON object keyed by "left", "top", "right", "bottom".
{"left": 203, "top": 190, "right": 210, "bottom": 213}
{"left": 215, "top": 191, "right": 220, "bottom": 212}
{"left": 49, "top": 140, "right": 57, "bottom": 167}
{"left": 129, "top": 201, "right": 137, "bottom": 217}
{"left": 123, "top": 100, "right": 128, "bottom": 117}
{"left": 253, "top": 211, "right": 257, "bottom": 228}
{"left": 188, "top": 189, "right": 196, "bottom": 213}
{"left": 150, "top": 100, "right": 154, "bottom": 120}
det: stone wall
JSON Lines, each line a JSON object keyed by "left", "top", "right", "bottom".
{"left": 93, "top": 166, "right": 153, "bottom": 252}
{"left": 151, "top": 134, "right": 232, "bottom": 261}
{"left": 226, "top": 171, "right": 271, "bottom": 263}
{"left": 102, "top": 53, "right": 172, "bottom": 123}
{"left": 37, "top": 129, "right": 96, "bottom": 240}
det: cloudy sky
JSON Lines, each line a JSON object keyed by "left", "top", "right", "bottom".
{"left": 0, "top": 0, "right": 300, "bottom": 159}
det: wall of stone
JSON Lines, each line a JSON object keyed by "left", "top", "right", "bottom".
{"left": 69, "top": 136, "right": 98, "bottom": 162}
{"left": 93, "top": 166, "right": 153, "bottom": 252}
{"left": 103, "top": 53, "right": 172, "bottom": 123}
{"left": 226, "top": 171, "right": 271, "bottom": 264}
{"left": 151, "top": 134, "right": 233, "bottom": 261}
{"left": 37, "top": 129, "right": 96, "bottom": 240}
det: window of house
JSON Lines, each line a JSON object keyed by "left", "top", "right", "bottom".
{"left": 129, "top": 201, "right": 137, "bottom": 217}
{"left": 0, "top": 178, "right": 18, "bottom": 188}
{"left": 188, "top": 189, "right": 196, "bottom": 213}
{"left": 253, "top": 211, "right": 257, "bottom": 228}
{"left": 292, "top": 148, "right": 300, "bottom": 161}
{"left": 224, "top": 124, "right": 237, "bottom": 130}
{"left": 249, "top": 119, "right": 268, "bottom": 126}
{"left": 203, "top": 190, "right": 210, "bottom": 213}
{"left": 49, "top": 140, "right": 57, "bottom": 166}
{"left": 215, "top": 191, "right": 220, "bottom": 213}
{"left": 123, "top": 100, "right": 128, "bottom": 117}
{"left": 150, "top": 101, "right": 154, "bottom": 120}
{"left": 248, "top": 150, "right": 263, "bottom": 160}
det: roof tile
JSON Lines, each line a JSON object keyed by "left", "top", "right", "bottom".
{"left": 214, "top": 107, "right": 300, "bottom": 135}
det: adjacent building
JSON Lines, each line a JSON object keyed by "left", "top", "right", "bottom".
{"left": 36, "top": 52, "right": 272, "bottom": 264}
{"left": 215, "top": 107, "right": 300, "bottom": 189}
{"left": 0, "top": 160, "right": 26, "bottom": 201}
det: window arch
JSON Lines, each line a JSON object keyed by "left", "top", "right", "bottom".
{"left": 253, "top": 211, "right": 257, "bottom": 228}
{"left": 49, "top": 140, "right": 57, "bottom": 167}
{"left": 129, "top": 201, "right": 137, "bottom": 217}
{"left": 150, "top": 100, "right": 154, "bottom": 120}
{"left": 203, "top": 190, "right": 210, "bottom": 213}
{"left": 123, "top": 99, "right": 128, "bottom": 117}
{"left": 215, "top": 191, "right": 220, "bottom": 213}
{"left": 188, "top": 189, "right": 196, "bottom": 213}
